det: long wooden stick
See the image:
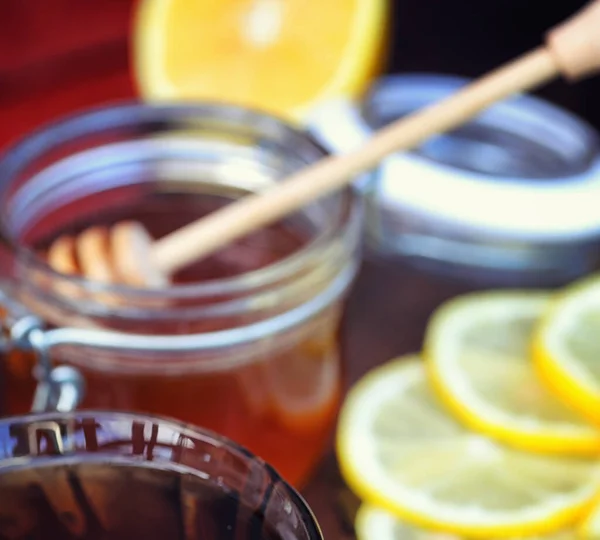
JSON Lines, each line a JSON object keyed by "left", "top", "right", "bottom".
{"left": 150, "top": 0, "right": 600, "bottom": 274}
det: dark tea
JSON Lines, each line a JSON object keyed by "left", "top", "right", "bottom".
{"left": 0, "top": 463, "right": 285, "bottom": 540}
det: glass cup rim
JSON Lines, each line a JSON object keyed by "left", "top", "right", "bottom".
{"left": 0, "top": 100, "right": 359, "bottom": 301}
{"left": 0, "top": 409, "right": 324, "bottom": 539}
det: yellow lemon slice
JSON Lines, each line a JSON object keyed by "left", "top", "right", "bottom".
{"left": 134, "top": 0, "right": 387, "bottom": 121}
{"left": 356, "top": 505, "right": 461, "bottom": 540}
{"left": 533, "top": 275, "right": 600, "bottom": 426}
{"left": 355, "top": 505, "right": 577, "bottom": 540}
{"left": 424, "top": 291, "right": 600, "bottom": 456}
{"left": 578, "top": 497, "right": 600, "bottom": 540}
{"left": 336, "top": 356, "right": 600, "bottom": 538}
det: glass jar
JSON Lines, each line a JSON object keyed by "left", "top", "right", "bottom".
{"left": 0, "top": 102, "right": 362, "bottom": 486}
{"left": 309, "top": 74, "right": 600, "bottom": 286}
{"left": 0, "top": 410, "right": 323, "bottom": 540}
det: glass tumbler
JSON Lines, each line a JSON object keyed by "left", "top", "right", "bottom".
{"left": 0, "top": 410, "right": 324, "bottom": 540}
{"left": 0, "top": 102, "right": 362, "bottom": 486}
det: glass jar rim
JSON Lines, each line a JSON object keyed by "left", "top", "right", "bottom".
{"left": 0, "top": 100, "right": 359, "bottom": 301}
{"left": 0, "top": 409, "right": 323, "bottom": 540}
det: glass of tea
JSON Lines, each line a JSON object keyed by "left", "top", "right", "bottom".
{"left": 0, "top": 410, "right": 324, "bottom": 540}
{"left": 0, "top": 102, "right": 362, "bottom": 486}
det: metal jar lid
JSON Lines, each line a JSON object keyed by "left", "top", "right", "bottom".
{"left": 308, "top": 74, "right": 600, "bottom": 284}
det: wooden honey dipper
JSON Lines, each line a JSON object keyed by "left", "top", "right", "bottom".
{"left": 47, "top": 0, "right": 600, "bottom": 289}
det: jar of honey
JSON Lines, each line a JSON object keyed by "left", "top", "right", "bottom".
{"left": 0, "top": 102, "right": 362, "bottom": 486}
{"left": 0, "top": 410, "right": 323, "bottom": 539}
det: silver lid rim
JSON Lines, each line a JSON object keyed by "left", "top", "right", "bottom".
{"left": 307, "top": 94, "right": 600, "bottom": 242}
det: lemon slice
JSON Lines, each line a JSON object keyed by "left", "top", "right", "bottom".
{"left": 355, "top": 505, "right": 576, "bottom": 540}
{"left": 533, "top": 275, "right": 600, "bottom": 426}
{"left": 356, "top": 504, "right": 461, "bottom": 540}
{"left": 424, "top": 291, "right": 600, "bottom": 456}
{"left": 578, "top": 497, "right": 600, "bottom": 539}
{"left": 134, "top": 0, "right": 387, "bottom": 121}
{"left": 336, "top": 356, "right": 600, "bottom": 538}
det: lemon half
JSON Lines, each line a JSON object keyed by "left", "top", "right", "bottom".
{"left": 134, "top": 0, "right": 387, "bottom": 121}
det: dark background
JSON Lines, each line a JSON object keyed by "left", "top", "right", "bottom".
{"left": 0, "top": 0, "right": 599, "bottom": 149}
{"left": 387, "top": 0, "right": 599, "bottom": 127}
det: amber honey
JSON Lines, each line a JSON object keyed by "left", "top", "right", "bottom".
{"left": 0, "top": 464, "right": 290, "bottom": 539}
{"left": 3, "top": 332, "right": 342, "bottom": 487}
{"left": 3, "top": 322, "right": 342, "bottom": 487}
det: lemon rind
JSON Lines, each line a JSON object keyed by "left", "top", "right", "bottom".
{"left": 533, "top": 275, "right": 600, "bottom": 426}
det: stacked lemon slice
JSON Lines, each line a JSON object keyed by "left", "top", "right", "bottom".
{"left": 337, "top": 275, "right": 600, "bottom": 540}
